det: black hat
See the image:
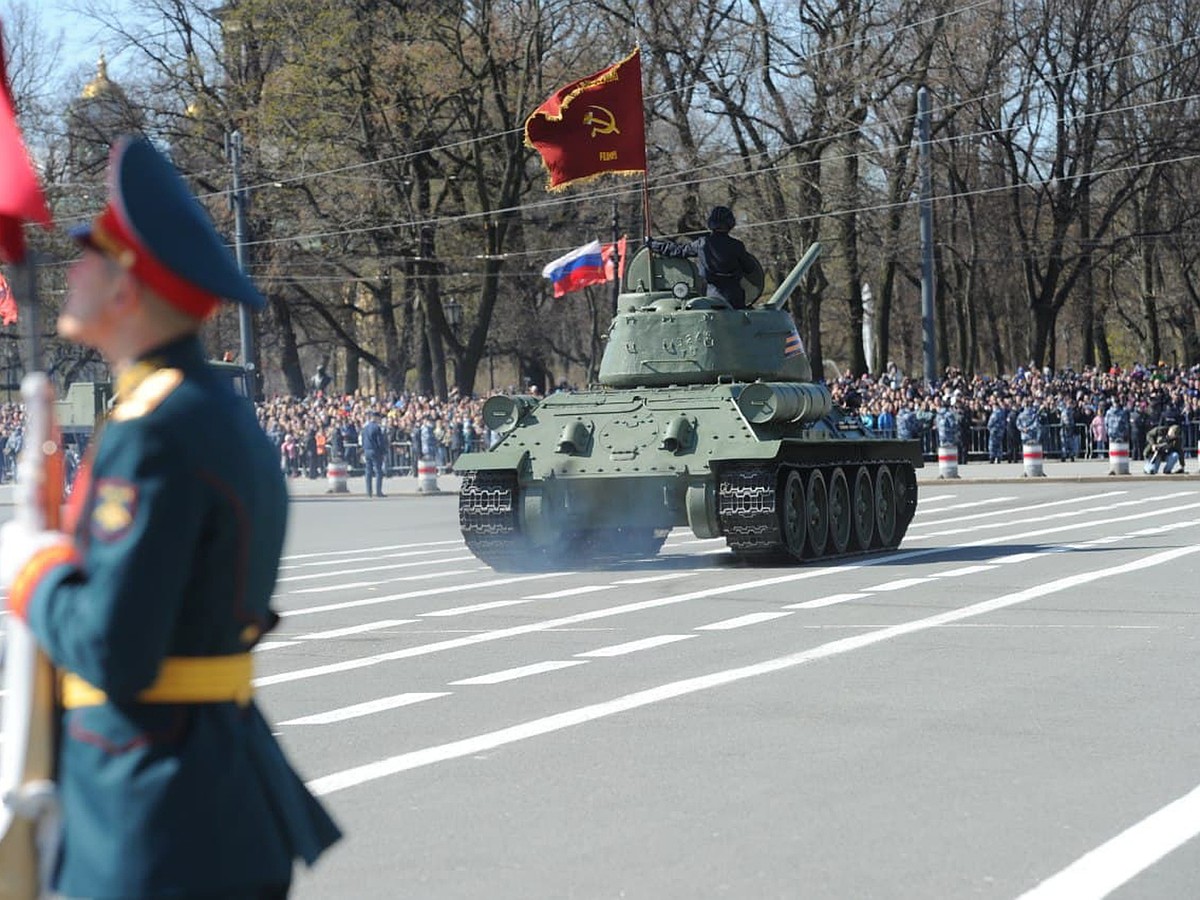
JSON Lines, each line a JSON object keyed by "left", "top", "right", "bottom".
{"left": 706, "top": 205, "right": 736, "bottom": 231}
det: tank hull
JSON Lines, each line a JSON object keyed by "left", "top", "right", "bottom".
{"left": 456, "top": 383, "right": 922, "bottom": 570}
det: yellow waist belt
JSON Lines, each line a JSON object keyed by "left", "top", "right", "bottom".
{"left": 60, "top": 654, "right": 255, "bottom": 709}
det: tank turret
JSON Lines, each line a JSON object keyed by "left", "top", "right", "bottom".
{"left": 455, "top": 241, "right": 922, "bottom": 570}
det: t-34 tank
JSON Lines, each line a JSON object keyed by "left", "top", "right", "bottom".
{"left": 456, "top": 242, "right": 922, "bottom": 570}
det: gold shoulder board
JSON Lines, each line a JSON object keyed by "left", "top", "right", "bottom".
{"left": 110, "top": 368, "right": 185, "bottom": 422}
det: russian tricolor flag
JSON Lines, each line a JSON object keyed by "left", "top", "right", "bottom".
{"left": 542, "top": 238, "right": 626, "bottom": 298}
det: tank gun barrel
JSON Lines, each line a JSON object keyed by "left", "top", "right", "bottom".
{"left": 763, "top": 242, "right": 823, "bottom": 310}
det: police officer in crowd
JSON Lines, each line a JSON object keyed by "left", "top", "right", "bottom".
{"left": 935, "top": 395, "right": 960, "bottom": 450}
{"left": 646, "top": 205, "right": 759, "bottom": 308}
{"left": 1058, "top": 395, "right": 1079, "bottom": 461}
{"left": 0, "top": 137, "right": 340, "bottom": 898}
{"left": 360, "top": 408, "right": 389, "bottom": 497}
{"left": 987, "top": 397, "right": 1008, "bottom": 463}
{"left": 1104, "top": 401, "right": 1131, "bottom": 446}
{"left": 1016, "top": 400, "right": 1043, "bottom": 445}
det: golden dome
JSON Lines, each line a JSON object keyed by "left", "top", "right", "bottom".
{"left": 81, "top": 53, "right": 115, "bottom": 100}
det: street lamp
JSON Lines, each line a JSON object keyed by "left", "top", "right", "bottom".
{"left": 443, "top": 296, "right": 463, "bottom": 332}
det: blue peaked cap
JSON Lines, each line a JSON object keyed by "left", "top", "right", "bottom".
{"left": 69, "top": 136, "right": 264, "bottom": 314}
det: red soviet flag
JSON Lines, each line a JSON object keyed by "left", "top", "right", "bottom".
{"left": 0, "top": 18, "right": 53, "bottom": 264}
{"left": 525, "top": 48, "right": 647, "bottom": 191}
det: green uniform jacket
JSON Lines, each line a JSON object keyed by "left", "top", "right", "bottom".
{"left": 24, "top": 336, "right": 340, "bottom": 897}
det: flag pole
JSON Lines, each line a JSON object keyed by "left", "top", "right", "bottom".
{"left": 610, "top": 199, "right": 620, "bottom": 316}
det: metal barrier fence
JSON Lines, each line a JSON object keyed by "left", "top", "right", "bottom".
{"left": 288, "top": 426, "right": 1199, "bottom": 478}
{"left": 877, "top": 420, "right": 1200, "bottom": 463}
{"left": 333, "top": 437, "right": 490, "bottom": 478}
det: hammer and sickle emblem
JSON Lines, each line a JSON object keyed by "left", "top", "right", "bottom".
{"left": 583, "top": 105, "right": 619, "bottom": 138}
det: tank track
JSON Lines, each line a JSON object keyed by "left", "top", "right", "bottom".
{"left": 458, "top": 469, "right": 526, "bottom": 569}
{"left": 717, "top": 459, "right": 918, "bottom": 563}
{"left": 459, "top": 470, "right": 668, "bottom": 571}
{"left": 461, "top": 460, "right": 917, "bottom": 570}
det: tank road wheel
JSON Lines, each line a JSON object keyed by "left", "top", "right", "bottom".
{"left": 892, "top": 463, "right": 918, "bottom": 535}
{"left": 805, "top": 469, "right": 829, "bottom": 558}
{"left": 779, "top": 469, "right": 807, "bottom": 560}
{"left": 850, "top": 466, "right": 875, "bottom": 550}
{"left": 826, "top": 467, "right": 852, "bottom": 555}
{"left": 873, "top": 465, "right": 898, "bottom": 548}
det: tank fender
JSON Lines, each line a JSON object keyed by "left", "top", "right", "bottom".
{"left": 450, "top": 447, "right": 530, "bottom": 476}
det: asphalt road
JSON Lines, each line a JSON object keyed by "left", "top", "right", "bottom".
{"left": 5, "top": 474, "right": 1200, "bottom": 898}
{"left": 262, "top": 479, "right": 1200, "bottom": 899}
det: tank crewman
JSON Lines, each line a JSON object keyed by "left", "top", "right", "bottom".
{"left": 646, "top": 205, "right": 759, "bottom": 308}
{"left": 0, "top": 137, "right": 340, "bottom": 898}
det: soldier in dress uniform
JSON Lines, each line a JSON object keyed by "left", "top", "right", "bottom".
{"left": 0, "top": 137, "right": 340, "bottom": 898}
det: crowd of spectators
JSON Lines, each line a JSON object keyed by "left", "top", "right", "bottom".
{"left": 830, "top": 361, "right": 1200, "bottom": 465}
{"left": 1, "top": 363, "right": 1198, "bottom": 485}
{"left": 256, "top": 387, "right": 503, "bottom": 479}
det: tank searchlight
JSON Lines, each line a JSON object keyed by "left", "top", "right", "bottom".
{"left": 762, "top": 242, "right": 823, "bottom": 310}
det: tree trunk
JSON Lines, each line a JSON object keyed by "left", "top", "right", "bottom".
{"left": 269, "top": 293, "right": 307, "bottom": 398}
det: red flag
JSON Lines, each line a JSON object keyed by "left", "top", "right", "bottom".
{"left": 603, "top": 235, "right": 627, "bottom": 283}
{"left": 0, "top": 269, "right": 16, "bottom": 324}
{"left": 0, "top": 19, "right": 53, "bottom": 264}
{"left": 525, "top": 49, "right": 647, "bottom": 191}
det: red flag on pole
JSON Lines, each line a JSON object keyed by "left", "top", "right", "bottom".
{"left": 0, "top": 19, "right": 53, "bottom": 265}
{"left": 524, "top": 48, "right": 647, "bottom": 192}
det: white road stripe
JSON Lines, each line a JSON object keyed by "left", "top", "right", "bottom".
{"left": 909, "top": 491, "right": 1128, "bottom": 529}
{"left": 911, "top": 494, "right": 1197, "bottom": 540}
{"left": 281, "top": 540, "right": 461, "bottom": 561}
{"left": 576, "top": 635, "right": 696, "bottom": 657}
{"left": 450, "top": 660, "right": 587, "bottom": 686}
{"left": 934, "top": 564, "right": 998, "bottom": 577}
{"left": 293, "top": 620, "right": 416, "bottom": 640}
{"left": 289, "top": 581, "right": 380, "bottom": 595}
{"left": 255, "top": 641, "right": 298, "bottom": 651}
{"left": 307, "top": 544, "right": 1200, "bottom": 796}
{"left": 696, "top": 612, "right": 793, "bottom": 631}
{"left": 523, "top": 585, "right": 616, "bottom": 599}
{"left": 287, "top": 569, "right": 478, "bottom": 594}
{"left": 784, "top": 592, "right": 869, "bottom": 610}
{"left": 277, "top": 554, "right": 476, "bottom": 583}
{"left": 284, "top": 572, "right": 563, "bottom": 617}
{"left": 279, "top": 547, "right": 465, "bottom": 571}
{"left": 914, "top": 493, "right": 956, "bottom": 503}
{"left": 988, "top": 551, "right": 1048, "bottom": 564}
{"left": 864, "top": 577, "right": 933, "bottom": 592}
{"left": 913, "top": 497, "right": 1013, "bottom": 514}
{"left": 279, "top": 692, "right": 449, "bottom": 726}
{"left": 255, "top": 556, "right": 909, "bottom": 686}
{"left": 1018, "top": 780, "right": 1200, "bottom": 900}
{"left": 611, "top": 573, "right": 693, "bottom": 585}
{"left": 263, "top": 514, "right": 1200, "bottom": 688}
{"left": 420, "top": 600, "right": 530, "bottom": 617}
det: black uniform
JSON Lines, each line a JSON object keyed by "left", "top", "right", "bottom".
{"left": 648, "top": 231, "right": 758, "bottom": 308}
